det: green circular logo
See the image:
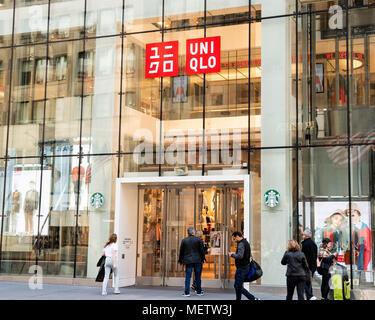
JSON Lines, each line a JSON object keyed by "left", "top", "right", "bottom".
{"left": 90, "top": 192, "right": 104, "bottom": 209}
{"left": 264, "top": 189, "right": 280, "bottom": 208}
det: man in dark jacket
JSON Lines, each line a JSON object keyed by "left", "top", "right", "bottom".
{"left": 301, "top": 229, "right": 318, "bottom": 300}
{"left": 178, "top": 227, "right": 206, "bottom": 297}
{"left": 229, "top": 231, "right": 259, "bottom": 300}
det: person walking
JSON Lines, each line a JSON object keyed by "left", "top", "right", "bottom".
{"left": 101, "top": 233, "right": 120, "bottom": 296}
{"left": 191, "top": 230, "right": 208, "bottom": 293}
{"left": 281, "top": 240, "right": 310, "bottom": 300}
{"left": 229, "top": 231, "right": 259, "bottom": 301}
{"left": 318, "top": 238, "right": 337, "bottom": 300}
{"left": 301, "top": 229, "right": 318, "bottom": 300}
{"left": 178, "top": 227, "right": 206, "bottom": 297}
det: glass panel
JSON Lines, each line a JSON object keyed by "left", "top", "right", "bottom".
{"left": 0, "top": 0, "right": 14, "bottom": 47}
{"left": 0, "top": 48, "right": 11, "bottom": 158}
{"left": 9, "top": 45, "right": 47, "bottom": 157}
{"left": 49, "top": 0, "right": 85, "bottom": 41}
{"left": 14, "top": 0, "right": 49, "bottom": 45}
{"left": 121, "top": 33, "right": 161, "bottom": 156}
{"left": 1, "top": 157, "right": 40, "bottom": 275}
{"left": 0, "top": 159, "right": 4, "bottom": 234}
{"left": 349, "top": 146, "right": 374, "bottom": 288}
{"left": 43, "top": 41, "right": 83, "bottom": 154}
{"left": 206, "top": 0, "right": 248, "bottom": 25}
{"left": 164, "top": 187, "right": 194, "bottom": 279}
{"left": 164, "top": 0, "right": 204, "bottom": 29}
{"left": 76, "top": 155, "right": 117, "bottom": 278}
{"left": 34, "top": 153, "right": 75, "bottom": 277}
{"left": 124, "top": 0, "right": 162, "bottom": 34}
{"left": 81, "top": 38, "right": 121, "bottom": 154}
{"left": 86, "top": 0, "right": 122, "bottom": 37}
{"left": 138, "top": 187, "right": 164, "bottom": 280}
{"left": 349, "top": 7, "right": 375, "bottom": 145}
{"left": 161, "top": 28, "right": 204, "bottom": 175}
{"left": 205, "top": 23, "right": 249, "bottom": 174}
{"left": 120, "top": 153, "right": 159, "bottom": 177}
{"left": 250, "top": 19, "right": 261, "bottom": 148}
{"left": 297, "top": 7, "right": 348, "bottom": 147}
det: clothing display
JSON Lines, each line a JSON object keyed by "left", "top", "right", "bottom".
{"left": 24, "top": 189, "right": 39, "bottom": 212}
{"left": 12, "top": 190, "right": 21, "bottom": 213}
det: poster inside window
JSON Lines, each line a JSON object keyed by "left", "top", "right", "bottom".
{"left": 314, "top": 201, "right": 372, "bottom": 281}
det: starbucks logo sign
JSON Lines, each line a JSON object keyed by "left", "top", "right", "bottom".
{"left": 264, "top": 189, "right": 280, "bottom": 208}
{"left": 90, "top": 192, "right": 104, "bottom": 209}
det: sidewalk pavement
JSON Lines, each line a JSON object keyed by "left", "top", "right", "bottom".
{"left": 0, "top": 281, "right": 297, "bottom": 300}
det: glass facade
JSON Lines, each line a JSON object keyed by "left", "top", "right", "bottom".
{"left": 0, "top": 0, "right": 374, "bottom": 289}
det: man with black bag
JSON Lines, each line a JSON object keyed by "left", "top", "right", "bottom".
{"left": 301, "top": 229, "right": 318, "bottom": 300}
{"left": 229, "top": 231, "right": 260, "bottom": 301}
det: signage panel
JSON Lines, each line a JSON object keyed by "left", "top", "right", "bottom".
{"left": 186, "top": 36, "right": 221, "bottom": 75}
{"left": 145, "top": 41, "right": 179, "bottom": 78}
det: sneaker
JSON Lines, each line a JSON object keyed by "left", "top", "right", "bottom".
{"left": 196, "top": 291, "right": 204, "bottom": 296}
{"left": 310, "top": 296, "right": 318, "bottom": 300}
{"left": 114, "top": 290, "right": 120, "bottom": 294}
{"left": 191, "top": 285, "right": 196, "bottom": 291}
{"left": 102, "top": 292, "right": 107, "bottom": 296}
{"left": 182, "top": 293, "right": 191, "bottom": 297}
{"left": 255, "top": 297, "right": 261, "bottom": 300}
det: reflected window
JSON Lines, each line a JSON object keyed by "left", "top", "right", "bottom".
{"left": 78, "top": 51, "right": 94, "bottom": 78}
{"left": 12, "top": 101, "right": 29, "bottom": 124}
{"left": 19, "top": 59, "right": 32, "bottom": 86}
{"left": 55, "top": 55, "right": 67, "bottom": 81}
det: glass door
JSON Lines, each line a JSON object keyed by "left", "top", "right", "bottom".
{"left": 163, "top": 187, "right": 195, "bottom": 286}
{"left": 137, "top": 188, "right": 164, "bottom": 286}
{"left": 137, "top": 183, "right": 244, "bottom": 288}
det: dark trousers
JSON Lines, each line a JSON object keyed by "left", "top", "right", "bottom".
{"left": 185, "top": 263, "right": 202, "bottom": 295}
{"left": 234, "top": 265, "right": 255, "bottom": 300}
{"left": 304, "top": 271, "right": 315, "bottom": 300}
{"left": 321, "top": 270, "right": 331, "bottom": 299}
{"left": 286, "top": 276, "right": 305, "bottom": 300}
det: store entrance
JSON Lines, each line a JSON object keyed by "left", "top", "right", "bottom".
{"left": 136, "top": 183, "right": 244, "bottom": 288}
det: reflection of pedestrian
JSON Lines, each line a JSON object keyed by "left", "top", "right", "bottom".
{"left": 317, "top": 238, "right": 337, "bottom": 300}
{"left": 281, "top": 240, "right": 309, "bottom": 300}
{"left": 178, "top": 227, "right": 206, "bottom": 297}
{"left": 229, "top": 231, "right": 259, "bottom": 300}
{"left": 301, "top": 230, "right": 318, "bottom": 300}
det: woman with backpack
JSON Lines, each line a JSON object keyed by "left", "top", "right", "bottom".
{"left": 281, "top": 240, "right": 310, "bottom": 300}
{"left": 102, "top": 233, "right": 120, "bottom": 296}
{"left": 317, "top": 238, "right": 337, "bottom": 300}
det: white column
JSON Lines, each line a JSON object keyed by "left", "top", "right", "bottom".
{"left": 259, "top": 0, "right": 293, "bottom": 285}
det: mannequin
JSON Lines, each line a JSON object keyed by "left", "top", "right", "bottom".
{"left": 24, "top": 181, "right": 39, "bottom": 234}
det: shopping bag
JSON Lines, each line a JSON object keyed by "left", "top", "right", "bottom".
{"left": 247, "top": 259, "right": 263, "bottom": 282}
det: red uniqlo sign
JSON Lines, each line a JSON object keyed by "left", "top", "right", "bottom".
{"left": 186, "top": 36, "right": 221, "bottom": 75}
{"left": 145, "top": 41, "right": 179, "bottom": 78}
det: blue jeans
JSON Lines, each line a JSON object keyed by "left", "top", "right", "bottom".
{"left": 304, "top": 271, "right": 314, "bottom": 299}
{"left": 234, "top": 265, "right": 255, "bottom": 300}
{"left": 185, "top": 263, "right": 202, "bottom": 295}
{"left": 102, "top": 256, "right": 119, "bottom": 293}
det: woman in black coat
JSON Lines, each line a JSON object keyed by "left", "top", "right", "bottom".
{"left": 317, "top": 238, "right": 337, "bottom": 300}
{"left": 281, "top": 240, "right": 310, "bottom": 300}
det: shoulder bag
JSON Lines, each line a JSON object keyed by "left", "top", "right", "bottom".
{"left": 246, "top": 256, "right": 263, "bottom": 282}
